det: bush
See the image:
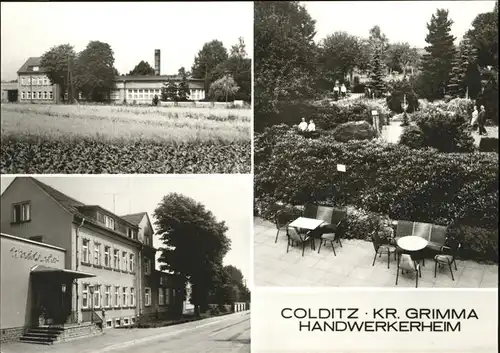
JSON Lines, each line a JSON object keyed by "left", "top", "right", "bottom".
{"left": 152, "top": 95, "right": 159, "bottom": 106}
{"left": 399, "top": 125, "right": 425, "bottom": 149}
{"left": 209, "top": 306, "right": 220, "bottom": 316}
{"left": 479, "top": 137, "right": 499, "bottom": 152}
{"left": 410, "top": 105, "right": 475, "bottom": 153}
{"left": 386, "top": 79, "right": 419, "bottom": 113}
{"left": 332, "top": 121, "right": 376, "bottom": 143}
{"left": 448, "top": 226, "right": 499, "bottom": 263}
{"left": 254, "top": 132, "right": 498, "bottom": 230}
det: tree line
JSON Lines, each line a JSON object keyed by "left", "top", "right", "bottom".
{"left": 255, "top": 1, "right": 498, "bottom": 118}
{"left": 153, "top": 193, "right": 250, "bottom": 316}
{"left": 40, "top": 37, "right": 251, "bottom": 103}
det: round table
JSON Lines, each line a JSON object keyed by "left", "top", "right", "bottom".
{"left": 397, "top": 236, "right": 428, "bottom": 252}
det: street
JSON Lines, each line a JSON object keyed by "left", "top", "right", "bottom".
{"left": 0, "top": 311, "right": 250, "bottom": 353}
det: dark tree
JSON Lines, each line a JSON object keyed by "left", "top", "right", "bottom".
{"left": 177, "top": 67, "right": 190, "bottom": 101}
{"left": 128, "top": 60, "right": 155, "bottom": 76}
{"left": 74, "top": 41, "right": 117, "bottom": 102}
{"left": 367, "top": 26, "right": 389, "bottom": 97}
{"left": 161, "top": 79, "right": 178, "bottom": 101}
{"left": 255, "top": 1, "right": 318, "bottom": 129}
{"left": 154, "top": 193, "right": 231, "bottom": 316}
{"left": 420, "top": 9, "right": 456, "bottom": 99}
{"left": 467, "top": 2, "right": 498, "bottom": 69}
{"left": 191, "top": 40, "right": 228, "bottom": 94}
{"left": 40, "top": 44, "right": 77, "bottom": 102}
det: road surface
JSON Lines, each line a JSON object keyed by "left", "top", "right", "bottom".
{"left": 0, "top": 311, "right": 250, "bottom": 353}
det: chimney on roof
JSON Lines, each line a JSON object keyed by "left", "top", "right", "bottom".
{"left": 154, "top": 49, "right": 160, "bottom": 76}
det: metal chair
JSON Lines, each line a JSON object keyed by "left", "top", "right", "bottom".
{"left": 318, "top": 207, "right": 346, "bottom": 255}
{"left": 396, "top": 252, "right": 421, "bottom": 288}
{"left": 274, "top": 209, "right": 301, "bottom": 243}
{"left": 434, "top": 242, "right": 461, "bottom": 281}
{"left": 395, "top": 220, "right": 414, "bottom": 241}
{"left": 428, "top": 225, "right": 447, "bottom": 252}
{"left": 286, "top": 226, "right": 314, "bottom": 257}
{"left": 372, "top": 228, "right": 397, "bottom": 268}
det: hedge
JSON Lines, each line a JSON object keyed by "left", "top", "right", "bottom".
{"left": 255, "top": 128, "right": 499, "bottom": 230}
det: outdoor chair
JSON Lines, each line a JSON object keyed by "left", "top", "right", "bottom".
{"left": 396, "top": 253, "right": 421, "bottom": 288}
{"left": 371, "top": 227, "right": 397, "bottom": 269}
{"left": 427, "top": 225, "right": 447, "bottom": 252}
{"left": 274, "top": 209, "right": 302, "bottom": 243}
{"left": 286, "top": 226, "right": 314, "bottom": 257}
{"left": 303, "top": 203, "right": 318, "bottom": 219}
{"left": 413, "top": 222, "right": 432, "bottom": 241}
{"left": 317, "top": 207, "right": 347, "bottom": 255}
{"left": 434, "top": 242, "right": 461, "bottom": 281}
{"left": 395, "top": 220, "right": 414, "bottom": 241}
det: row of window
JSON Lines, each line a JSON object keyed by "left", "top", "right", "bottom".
{"left": 82, "top": 284, "right": 137, "bottom": 309}
{"left": 106, "top": 316, "right": 136, "bottom": 328}
{"left": 20, "top": 91, "right": 53, "bottom": 100}
{"left": 100, "top": 213, "right": 137, "bottom": 240}
{"left": 20, "top": 76, "right": 50, "bottom": 86}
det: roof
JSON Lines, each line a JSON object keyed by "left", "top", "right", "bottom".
{"left": 31, "top": 265, "right": 96, "bottom": 278}
{"left": 1, "top": 82, "right": 18, "bottom": 91}
{"left": 116, "top": 75, "right": 204, "bottom": 83}
{"left": 25, "top": 177, "right": 141, "bottom": 242}
{"left": 17, "top": 57, "right": 47, "bottom": 74}
{"left": 121, "top": 212, "right": 147, "bottom": 225}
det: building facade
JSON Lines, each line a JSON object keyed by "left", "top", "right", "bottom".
{"left": 0, "top": 177, "right": 184, "bottom": 341}
{"left": 17, "top": 57, "right": 58, "bottom": 103}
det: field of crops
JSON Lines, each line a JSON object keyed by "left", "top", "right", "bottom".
{"left": 0, "top": 104, "right": 251, "bottom": 173}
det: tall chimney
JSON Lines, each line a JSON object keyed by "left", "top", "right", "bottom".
{"left": 154, "top": 49, "right": 160, "bottom": 76}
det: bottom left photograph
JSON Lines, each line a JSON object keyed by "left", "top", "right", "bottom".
{"left": 0, "top": 175, "right": 251, "bottom": 353}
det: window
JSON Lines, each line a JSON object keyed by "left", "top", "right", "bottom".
{"left": 130, "top": 288, "right": 135, "bottom": 306}
{"left": 158, "top": 288, "right": 164, "bottom": 305}
{"left": 122, "top": 287, "right": 128, "bottom": 307}
{"left": 103, "top": 215, "right": 115, "bottom": 230}
{"left": 127, "top": 228, "right": 135, "bottom": 238}
{"left": 38, "top": 78, "right": 42, "bottom": 85}
{"left": 104, "top": 285, "right": 111, "bottom": 307}
{"left": 27, "top": 92, "right": 31, "bottom": 99}
{"left": 49, "top": 91, "right": 53, "bottom": 99}
{"left": 122, "top": 251, "right": 127, "bottom": 271}
{"left": 123, "top": 318, "right": 129, "bottom": 326}
{"left": 144, "top": 235, "right": 150, "bottom": 246}
{"left": 21, "top": 92, "right": 25, "bottom": 99}
{"left": 160, "top": 277, "right": 165, "bottom": 285}
{"left": 106, "top": 320, "right": 113, "bottom": 328}
{"left": 113, "top": 249, "right": 119, "bottom": 268}
{"left": 43, "top": 91, "right": 47, "bottom": 99}
{"left": 115, "top": 319, "right": 121, "bottom": 327}
{"left": 12, "top": 202, "right": 31, "bottom": 223}
{"left": 131, "top": 317, "right": 136, "bottom": 324}
{"left": 21, "top": 77, "right": 25, "bottom": 86}
{"left": 94, "top": 243, "right": 101, "bottom": 265}
{"left": 165, "top": 288, "right": 171, "bottom": 305}
{"left": 94, "top": 285, "right": 101, "bottom": 308}
{"left": 145, "top": 288, "right": 151, "bottom": 306}
{"left": 82, "top": 284, "right": 89, "bottom": 308}
{"left": 114, "top": 286, "right": 120, "bottom": 307}
{"left": 33, "top": 66, "right": 39, "bottom": 71}
{"left": 104, "top": 246, "right": 110, "bottom": 267}
{"left": 144, "top": 257, "right": 151, "bottom": 275}
{"left": 82, "top": 239, "right": 90, "bottom": 263}
{"left": 129, "top": 254, "right": 134, "bottom": 272}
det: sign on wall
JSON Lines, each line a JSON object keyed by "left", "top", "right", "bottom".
{"left": 9, "top": 246, "right": 60, "bottom": 264}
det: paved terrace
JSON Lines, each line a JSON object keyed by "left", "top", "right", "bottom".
{"left": 254, "top": 218, "right": 498, "bottom": 288}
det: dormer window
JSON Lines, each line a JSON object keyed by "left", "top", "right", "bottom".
{"left": 32, "top": 66, "right": 39, "bottom": 71}
{"left": 103, "top": 215, "right": 115, "bottom": 230}
{"left": 127, "top": 228, "right": 135, "bottom": 239}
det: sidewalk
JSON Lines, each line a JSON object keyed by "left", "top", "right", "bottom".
{"left": 0, "top": 311, "right": 249, "bottom": 353}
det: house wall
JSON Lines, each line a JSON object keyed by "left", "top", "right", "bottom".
{"left": 17, "top": 74, "right": 57, "bottom": 103}
{"left": 0, "top": 178, "right": 73, "bottom": 269}
{"left": 0, "top": 233, "right": 65, "bottom": 330}
{"left": 112, "top": 80, "right": 205, "bottom": 104}
{"left": 74, "top": 225, "right": 140, "bottom": 328}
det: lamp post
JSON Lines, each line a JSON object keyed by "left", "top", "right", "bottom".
{"left": 89, "top": 286, "right": 94, "bottom": 323}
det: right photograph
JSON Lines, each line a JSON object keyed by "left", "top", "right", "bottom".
{"left": 253, "top": 1, "right": 498, "bottom": 288}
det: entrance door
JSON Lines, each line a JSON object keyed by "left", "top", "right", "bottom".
{"left": 32, "top": 276, "right": 70, "bottom": 325}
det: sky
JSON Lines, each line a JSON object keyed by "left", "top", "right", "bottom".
{"left": 304, "top": 1, "right": 496, "bottom": 47}
{"left": 0, "top": 1, "right": 253, "bottom": 81}
{"left": 0, "top": 175, "right": 253, "bottom": 287}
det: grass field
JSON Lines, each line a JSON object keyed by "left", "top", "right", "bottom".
{"left": 1, "top": 104, "right": 251, "bottom": 173}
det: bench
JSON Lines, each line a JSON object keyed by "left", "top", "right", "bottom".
{"left": 395, "top": 220, "right": 448, "bottom": 253}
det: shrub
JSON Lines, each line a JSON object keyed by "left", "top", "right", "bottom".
{"left": 209, "top": 306, "right": 220, "bottom": 316}
{"left": 399, "top": 125, "right": 425, "bottom": 149}
{"left": 448, "top": 225, "right": 499, "bottom": 263}
{"left": 332, "top": 121, "right": 376, "bottom": 142}
{"left": 479, "top": 137, "right": 499, "bottom": 152}
{"left": 152, "top": 95, "right": 159, "bottom": 106}
{"left": 254, "top": 132, "right": 498, "bottom": 230}
{"left": 386, "top": 79, "right": 419, "bottom": 113}
{"left": 410, "top": 105, "right": 475, "bottom": 152}
{"left": 218, "top": 304, "right": 229, "bottom": 313}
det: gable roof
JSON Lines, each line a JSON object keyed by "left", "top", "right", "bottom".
{"left": 22, "top": 177, "right": 141, "bottom": 242}
{"left": 17, "top": 57, "right": 46, "bottom": 74}
{"left": 121, "top": 212, "right": 147, "bottom": 226}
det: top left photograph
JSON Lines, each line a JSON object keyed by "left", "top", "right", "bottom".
{"left": 0, "top": 1, "right": 252, "bottom": 174}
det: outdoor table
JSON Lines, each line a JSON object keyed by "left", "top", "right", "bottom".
{"left": 288, "top": 217, "right": 325, "bottom": 250}
{"left": 396, "top": 235, "right": 428, "bottom": 265}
